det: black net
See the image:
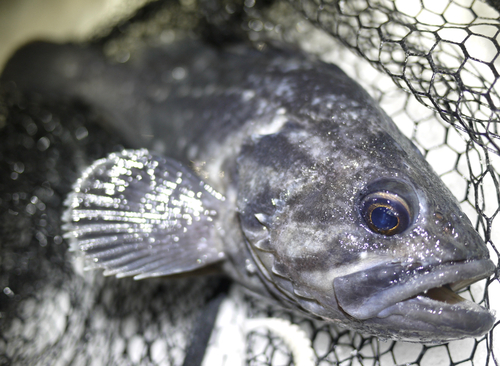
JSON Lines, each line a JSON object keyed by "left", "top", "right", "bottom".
{"left": 0, "top": 0, "right": 499, "bottom": 365}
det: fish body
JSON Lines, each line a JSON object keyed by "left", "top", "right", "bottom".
{"left": 2, "top": 39, "right": 495, "bottom": 342}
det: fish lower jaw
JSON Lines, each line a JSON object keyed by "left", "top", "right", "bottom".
{"left": 371, "top": 288, "right": 495, "bottom": 342}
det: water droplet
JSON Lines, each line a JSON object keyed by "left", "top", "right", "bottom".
{"left": 23, "top": 118, "right": 37, "bottom": 135}
{"left": 172, "top": 67, "right": 187, "bottom": 80}
{"left": 249, "top": 19, "right": 263, "bottom": 32}
{"left": 13, "top": 162, "right": 24, "bottom": 173}
{"left": 26, "top": 203, "right": 36, "bottom": 215}
{"left": 246, "top": 259, "right": 256, "bottom": 273}
{"left": 37, "top": 137, "right": 50, "bottom": 151}
{"left": 116, "top": 51, "right": 130, "bottom": 63}
{"left": 40, "top": 111, "right": 52, "bottom": 123}
{"left": 36, "top": 231, "right": 47, "bottom": 246}
{"left": 3, "top": 287, "right": 14, "bottom": 298}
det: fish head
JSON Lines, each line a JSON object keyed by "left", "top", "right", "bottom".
{"left": 236, "top": 106, "right": 495, "bottom": 342}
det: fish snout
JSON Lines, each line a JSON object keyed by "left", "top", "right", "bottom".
{"left": 430, "top": 210, "right": 490, "bottom": 263}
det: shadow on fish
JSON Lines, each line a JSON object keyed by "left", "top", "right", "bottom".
{"left": 2, "top": 39, "right": 495, "bottom": 343}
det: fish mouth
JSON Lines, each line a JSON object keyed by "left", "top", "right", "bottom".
{"left": 333, "top": 259, "right": 496, "bottom": 339}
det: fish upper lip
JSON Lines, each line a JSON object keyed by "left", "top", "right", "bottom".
{"left": 333, "top": 258, "right": 495, "bottom": 320}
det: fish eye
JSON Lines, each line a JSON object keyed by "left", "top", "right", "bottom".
{"left": 360, "top": 192, "right": 412, "bottom": 236}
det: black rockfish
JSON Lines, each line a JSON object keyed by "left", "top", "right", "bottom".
{"left": 2, "top": 39, "right": 495, "bottom": 342}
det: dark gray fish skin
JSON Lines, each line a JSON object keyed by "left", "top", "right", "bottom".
{"left": 2, "top": 39, "right": 495, "bottom": 342}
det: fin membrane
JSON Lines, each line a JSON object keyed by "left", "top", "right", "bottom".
{"left": 63, "top": 149, "right": 225, "bottom": 279}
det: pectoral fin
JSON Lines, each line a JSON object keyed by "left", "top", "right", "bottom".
{"left": 63, "top": 149, "right": 226, "bottom": 279}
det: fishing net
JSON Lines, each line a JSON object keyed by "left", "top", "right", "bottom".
{"left": 1, "top": 0, "right": 500, "bottom": 365}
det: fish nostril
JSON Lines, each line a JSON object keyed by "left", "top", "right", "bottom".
{"left": 443, "top": 221, "right": 454, "bottom": 235}
{"left": 434, "top": 212, "right": 444, "bottom": 222}
{"left": 434, "top": 212, "right": 455, "bottom": 235}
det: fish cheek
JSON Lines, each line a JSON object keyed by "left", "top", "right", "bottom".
{"left": 271, "top": 199, "right": 364, "bottom": 290}
{"left": 281, "top": 235, "right": 362, "bottom": 272}
{"left": 269, "top": 220, "right": 365, "bottom": 316}
{"left": 286, "top": 187, "right": 361, "bottom": 259}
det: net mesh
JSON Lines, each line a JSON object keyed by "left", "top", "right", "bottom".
{"left": 1, "top": 0, "right": 500, "bottom": 365}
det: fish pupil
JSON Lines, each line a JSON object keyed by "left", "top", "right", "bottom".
{"left": 371, "top": 206, "right": 398, "bottom": 230}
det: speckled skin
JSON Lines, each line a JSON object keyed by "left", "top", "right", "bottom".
{"left": 2, "top": 39, "right": 495, "bottom": 342}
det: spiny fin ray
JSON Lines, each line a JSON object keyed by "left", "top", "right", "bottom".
{"left": 63, "top": 148, "right": 226, "bottom": 279}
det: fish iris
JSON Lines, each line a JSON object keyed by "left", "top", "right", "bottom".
{"left": 360, "top": 191, "right": 412, "bottom": 236}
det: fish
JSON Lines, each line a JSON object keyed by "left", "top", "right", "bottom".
{"left": 1, "top": 38, "right": 495, "bottom": 343}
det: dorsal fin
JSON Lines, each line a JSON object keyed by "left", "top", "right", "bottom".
{"left": 63, "top": 149, "right": 226, "bottom": 279}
